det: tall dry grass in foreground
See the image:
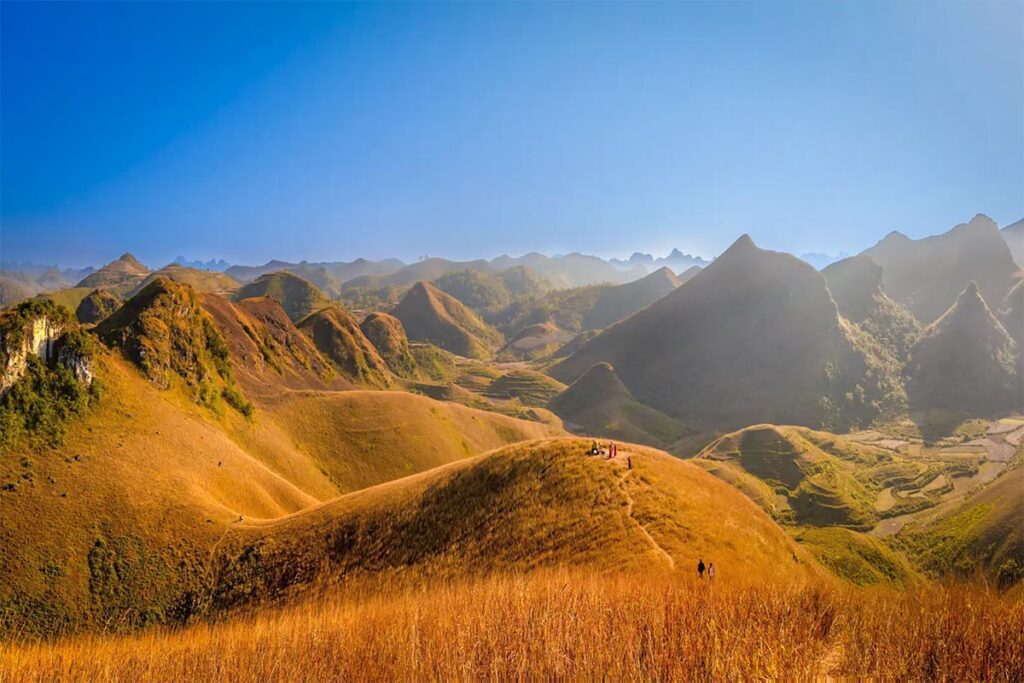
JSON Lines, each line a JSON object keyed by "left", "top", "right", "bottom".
{"left": 2, "top": 571, "right": 1022, "bottom": 682}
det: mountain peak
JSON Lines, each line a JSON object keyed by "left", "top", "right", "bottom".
{"left": 118, "top": 253, "right": 144, "bottom": 267}
{"left": 718, "top": 233, "right": 758, "bottom": 261}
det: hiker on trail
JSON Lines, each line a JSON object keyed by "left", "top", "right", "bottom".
{"left": 627, "top": 455, "right": 632, "bottom": 470}
{"left": 611, "top": 443, "right": 617, "bottom": 458}
{"left": 238, "top": 515, "right": 244, "bottom": 523}
{"left": 590, "top": 441, "right": 600, "bottom": 455}
{"left": 708, "top": 563, "right": 716, "bottom": 580}
{"left": 697, "top": 558, "right": 706, "bottom": 579}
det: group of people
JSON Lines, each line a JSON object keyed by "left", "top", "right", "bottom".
{"left": 697, "top": 558, "right": 716, "bottom": 580}
{"left": 588, "top": 441, "right": 631, "bottom": 468}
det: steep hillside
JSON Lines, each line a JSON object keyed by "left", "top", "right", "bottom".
{"left": 695, "top": 424, "right": 886, "bottom": 529}
{"left": 76, "top": 253, "right": 149, "bottom": 292}
{"left": 999, "top": 280, "right": 1023, "bottom": 351}
{"left": 497, "top": 265, "right": 551, "bottom": 296}
{"left": 210, "top": 439, "right": 819, "bottom": 610}
{"left": 74, "top": 289, "right": 121, "bottom": 324}
{"left": 897, "top": 465, "right": 1024, "bottom": 586}
{"left": 862, "top": 214, "right": 1018, "bottom": 323}
{"left": 552, "top": 235, "right": 901, "bottom": 432}
{"left": 822, "top": 254, "right": 921, "bottom": 361}
{"left": 581, "top": 267, "right": 681, "bottom": 330}
{"left": 391, "top": 281, "right": 502, "bottom": 359}
{"left": 677, "top": 265, "right": 702, "bottom": 284}
{"left": 1002, "top": 217, "right": 1024, "bottom": 269}
{"left": 550, "top": 362, "right": 689, "bottom": 449}
{"left": 129, "top": 264, "right": 239, "bottom": 297}
{"left": 359, "top": 312, "right": 418, "bottom": 378}
{"left": 906, "top": 282, "right": 1019, "bottom": 416}
{"left": 95, "top": 279, "right": 251, "bottom": 415}
{"left": 297, "top": 307, "right": 392, "bottom": 388}
{"left": 235, "top": 272, "right": 331, "bottom": 322}
{"left": 200, "top": 294, "right": 338, "bottom": 396}
{"left": 490, "top": 269, "right": 681, "bottom": 342}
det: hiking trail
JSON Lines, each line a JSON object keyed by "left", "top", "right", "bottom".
{"left": 617, "top": 466, "right": 675, "bottom": 570}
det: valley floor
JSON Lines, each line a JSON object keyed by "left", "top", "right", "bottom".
{"left": 2, "top": 571, "right": 1022, "bottom": 682}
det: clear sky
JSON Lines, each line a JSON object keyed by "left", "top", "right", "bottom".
{"left": 2, "top": 1, "right": 1022, "bottom": 268}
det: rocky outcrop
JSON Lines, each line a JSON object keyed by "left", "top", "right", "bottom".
{"left": 1, "top": 300, "right": 94, "bottom": 395}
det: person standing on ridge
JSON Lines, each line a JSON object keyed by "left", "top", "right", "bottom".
{"left": 697, "top": 558, "right": 706, "bottom": 579}
{"left": 708, "top": 563, "right": 716, "bottom": 580}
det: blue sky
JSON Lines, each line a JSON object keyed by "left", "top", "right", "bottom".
{"left": 2, "top": 1, "right": 1022, "bottom": 267}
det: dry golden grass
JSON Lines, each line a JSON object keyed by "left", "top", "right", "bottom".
{"left": 0, "top": 356, "right": 562, "bottom": 636}
{"left": 3, "top": 570, "right": 1021, "bottom": 682}
{"left": 207, "top": 439, "right": 818, "bottom": 612}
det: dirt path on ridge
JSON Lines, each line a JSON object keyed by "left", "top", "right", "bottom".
{"left": 616, "top": 466, "right": 676, "bottom": 570}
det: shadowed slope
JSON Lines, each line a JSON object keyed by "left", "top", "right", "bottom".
{"left": 863, "top": 214, "right": 1018, "bottom": 323}
{"left": 95, "top": 279, "right": 249, "bottom": 414}
{"left": 74, "top": 289, "right": 121, "bottom": 324}
{"left": 906, "top": 282, "right": 1019, "bottom": 416}
{"left": 550, "top": 362, "right": 689, "bottom": 448}
{"left": 297, "top": 307, "right": 392, "bottom": 388}
{"left": 1002, "top": 217, "right": 1024, "bottom": 269}
{"left": 581, "top": 267, "right": 681, "bottom": 330}
{"left": 552, "top": 235, "right": 900, "bottom": 432}
{"left": 200, "top": 294, "right": 339, "bottom": 396}
{"left": 359, "top": 312, "right": 418, "bottom": 378}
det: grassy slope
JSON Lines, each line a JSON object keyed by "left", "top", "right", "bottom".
{"left": 0, "top": 350, "right": 564, "bottom": 635}
{"left": 36, "top": 287, "right": 95, "bottom": 314}
{"left": 391, "top": 281, "right": 503, "bottom": 359}
{"left": 0, "top": 356, "right": 315, "bottom": 634}
{"left": 792, "top": 527, "right": 917, "bottom": 586}
{"left": 210, "top": 438, "right": 820, "bottom": 610}
{"left": 255, "top": 389, "right": 562, "bottom": 494}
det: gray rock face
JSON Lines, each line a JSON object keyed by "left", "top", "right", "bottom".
{"left": 1, "top": 313, "right": 93, "bottom": 395}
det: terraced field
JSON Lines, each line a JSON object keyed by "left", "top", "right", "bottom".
{"left": 856, "top": 417, "right": 1024, "bottom": 538}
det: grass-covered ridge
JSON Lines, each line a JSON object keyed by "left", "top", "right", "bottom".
{"left": 96, "top": 278, "right": 252, "bottom": 416}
